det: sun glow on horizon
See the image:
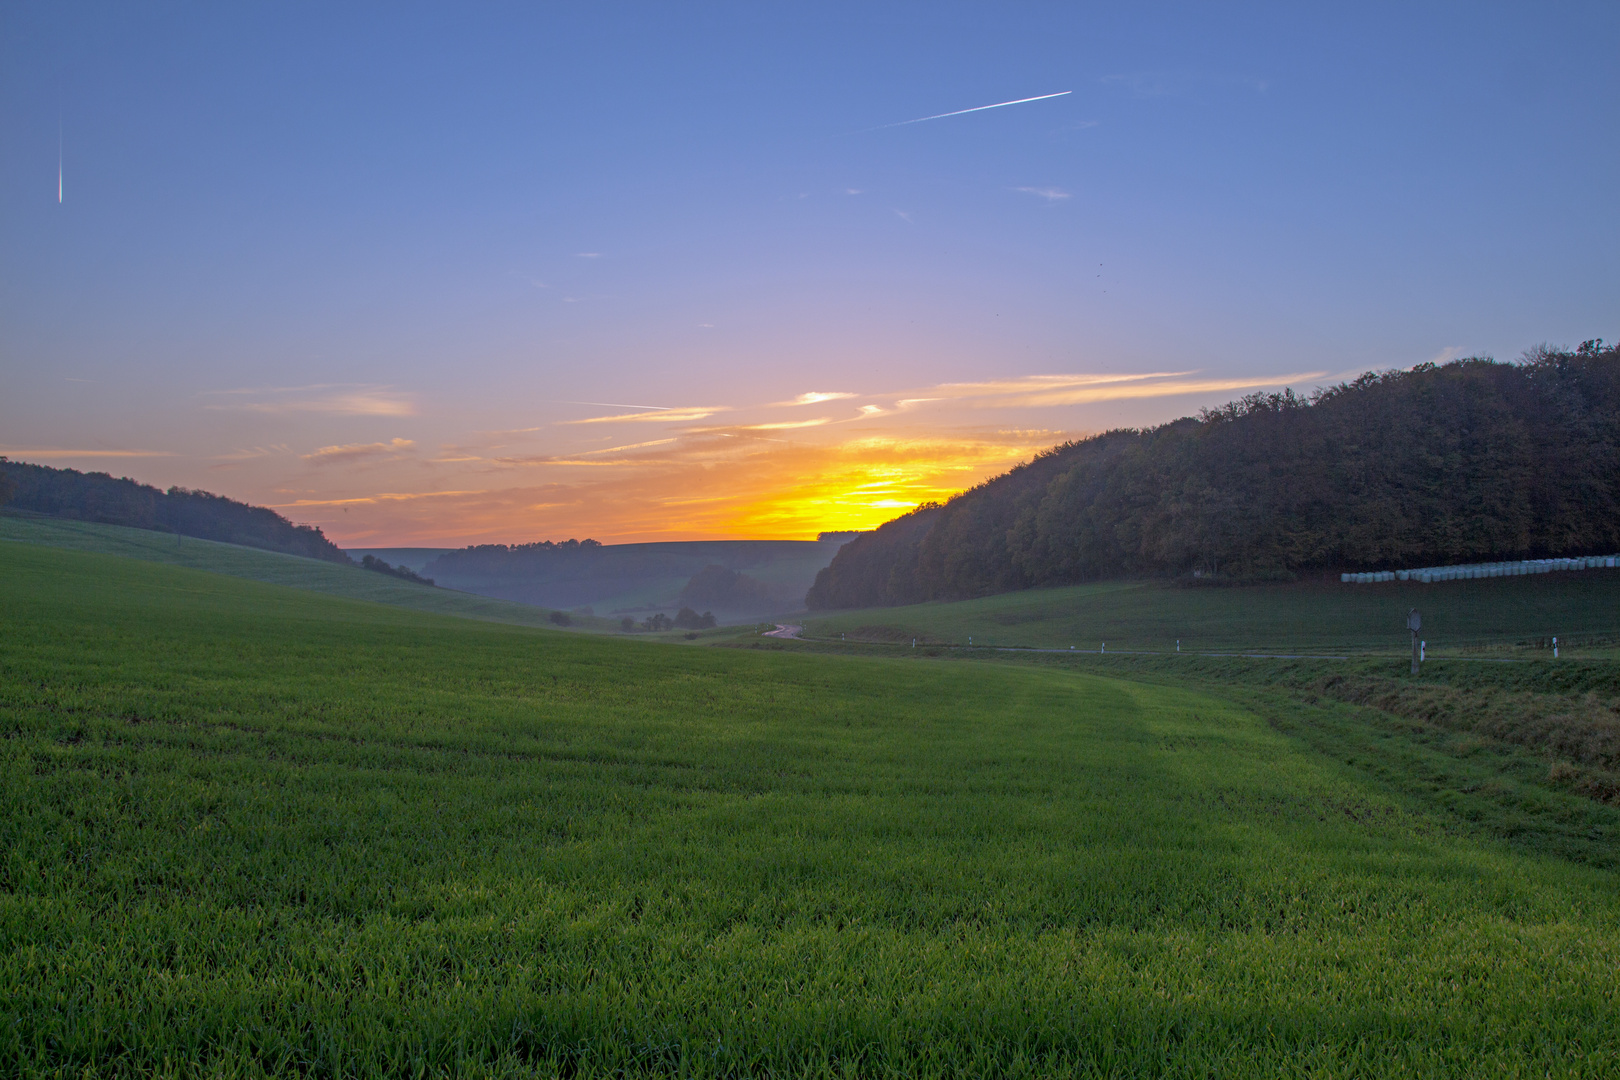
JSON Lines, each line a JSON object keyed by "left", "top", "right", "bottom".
{"left": 65, "top": 369, "right": 1332, "bottom": 549}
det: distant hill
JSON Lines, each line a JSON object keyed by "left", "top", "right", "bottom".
{"left": 0, "top": 459, "right": 350, "bottom": 564}
{"left": 808, "top": 342, "right": 1620, "bottom": 609}
{"left": 425, "top": 538, "right": 846, "bottom": 619}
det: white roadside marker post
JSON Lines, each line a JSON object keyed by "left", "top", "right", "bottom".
{"left": 1407, "top": 609, "right": 1422, "bottom": 676}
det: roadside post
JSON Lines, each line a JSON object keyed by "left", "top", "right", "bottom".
{"left": 1407, "top": 609, "right": 1422, "bottom": 675}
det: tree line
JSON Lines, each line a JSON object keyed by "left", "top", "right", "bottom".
{"left": 807, "top": 342, "right": 1620, "bottom": 609}
{"left": 0, "top": 459, "right": 350, "bottom": 564}
{"left": 360, "top": 554, "right": 434, "bottom": 586}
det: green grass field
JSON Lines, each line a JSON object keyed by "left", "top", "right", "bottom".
{"left": 5, "top": 544, "right": 1620, "bottom": 1076}
{"left": 804, "top": 573, "right": 1620, "bottom": 656}
{"left": 0, "top": 512, "right": 624, "bottom": 634}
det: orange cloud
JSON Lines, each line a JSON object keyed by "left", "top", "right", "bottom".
{"left": 565, "top": 405, "right": 727, "bottom": 424}
{"left": 302, "top": 438, "right": 416, "bottom": 465}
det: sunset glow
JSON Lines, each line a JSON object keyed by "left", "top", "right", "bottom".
{"left": 218, "top": 371, "right": 1325, "bottom": 545}
{"left": 5, "top": 5, "right": 1612, "bottom": 549}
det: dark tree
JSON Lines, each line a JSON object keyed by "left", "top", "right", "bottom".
{"left": 674, "top": 607, "right": 717, "bottom": 629}
{"left": 360, "top": 554, "right": 435, "bottom": 586}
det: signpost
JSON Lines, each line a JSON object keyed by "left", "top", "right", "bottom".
{"left": 1407, "top": 608, "right": 1422, "bottom": 675}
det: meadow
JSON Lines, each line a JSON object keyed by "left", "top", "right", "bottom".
{"left": 0, "top": 511, "right": 623, "bottom": 634}
{"left": 803, "top": 573, "right": 1620, "bottom": 656}
{"left": 4, "top": 542, "right": 1620, "bottom": 1076}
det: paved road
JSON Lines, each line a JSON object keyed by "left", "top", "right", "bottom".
{"left": 763, "top": 623, "right": 803, "bottom": 639}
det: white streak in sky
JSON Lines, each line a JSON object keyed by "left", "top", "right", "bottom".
{"left": 58, "top": 119, "right": 62, "bottom": 203}
{"left": 879, "top": 91, "right": 1071, "bottom": 129}
{"left": 564, "top": 401, "right": 673, "bottom": 412}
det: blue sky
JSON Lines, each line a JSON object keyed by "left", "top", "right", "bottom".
{"left": 2, "top": 2, "right": 1616, "bottom": 543}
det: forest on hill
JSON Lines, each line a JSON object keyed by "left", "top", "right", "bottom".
{"left": 807, "top": 341, "right": 1620, "bottom": 610}
{"left": 0, "top": 459, "right": 349, "bottom": 564}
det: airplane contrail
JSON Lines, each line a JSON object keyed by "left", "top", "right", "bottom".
{"left": 879, "top": 90, "right": 1072, "bottom": 129}
{"left": 58, "top": 118, "right": 62, "bottom": 204}
{"left": 565, "top": 400, "right": 672, "bottom": 411}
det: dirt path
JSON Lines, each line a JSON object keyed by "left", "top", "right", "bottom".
{"left": 763, "top": 623, "right": 803, "bottom": 639}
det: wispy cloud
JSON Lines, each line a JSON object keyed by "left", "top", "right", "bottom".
{"left": 202, "top": 384, "right": 416, "bottom": 417}
{"left": 575, "top": 252, "right": 603, "bottom": 258}
{"left": 565, "top": 406, "right": 729, "bottom": 425}
{"left": 703, "top": 418, "right": 832, "bottom": 432}
{"left": 212, "top": 445, "right": 290, "bottom": 462}
{"left": 0, "top": 447, "right": 172, "bottom": 459}
{"left": 775, "top": 391, "right": 858, "bottom": 406}
{"left": 1428, "top": 346, "right": 1464, "bottom": 365}
{"left": 1014, "top": 186, "right": 1071, "bottom": 202}
{"left": 303, "top": 438, "right": 416, "bottom": 465}
{"left": 577, "top": 438, "right": 680, "bottom": 456}
{"left": 273, "top": 489, "right": 485, "bottom": 508}
{"left": 894, "top": 210, "right": 914, "bottom": 224}
{"left": 877, "top": 371, "right": 1326, "bottom": 410}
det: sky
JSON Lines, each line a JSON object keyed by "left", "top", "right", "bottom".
{"left": 2, "top": 1, "right": 1616, "bottom": 546}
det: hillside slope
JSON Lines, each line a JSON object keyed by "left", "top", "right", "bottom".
{"left": 0, "top": 511, "right": 619, "bottom": 632}
{"left": 809, "top": 343, "right": 1620, "bottom": 609}
{"left": 0, "top": 458, "right": 348, "bottom": 562}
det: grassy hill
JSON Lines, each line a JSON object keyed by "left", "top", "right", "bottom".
{"left": 0, "top": 510, "right": 622, "bottom": 634}
{"left": 4, "top": 543, "right": 1620, "bottom": 1074}
{"left": 803, "top": 572, "right": 1620, "bottom": 657}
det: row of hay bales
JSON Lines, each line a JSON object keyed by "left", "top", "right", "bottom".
{"left": 1342, "top": 555, "right": 1619, "bottom": 585}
